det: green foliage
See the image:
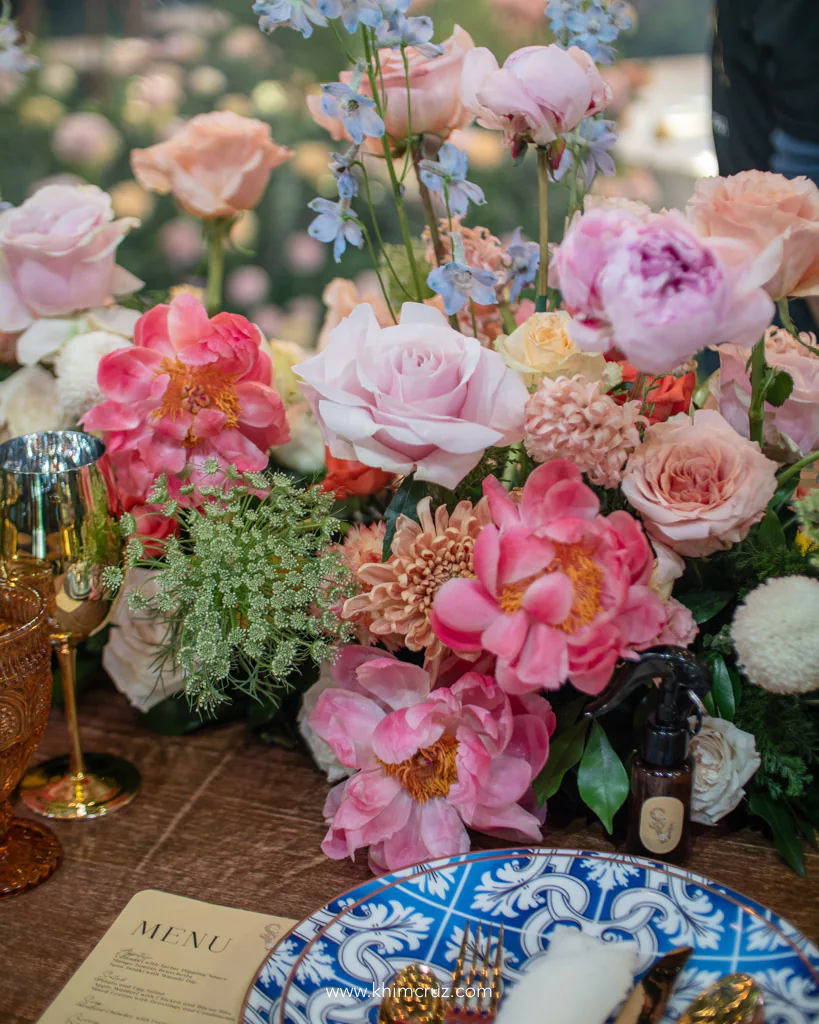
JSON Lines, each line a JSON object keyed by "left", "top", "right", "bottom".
{"left": 381, "top": 474, "right": 429, "bottom": 559}
{"left": 577, "top": 721, "right": 630, "bottom": 834}
{"left": 747, "top": 788, "right": 807, "bottom": 877}
{"left": 677, "top": 590, "right": 734, "bottom": 624}
{"left": 112, "top": 464, "right": 352, "bottom": 715}
{"left": 735, "top": 686, "right": 818, "bottom": 802}
{"left": 534, "top": 718, "right": 589, "bottom": 805}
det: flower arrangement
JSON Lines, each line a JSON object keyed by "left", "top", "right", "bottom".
{"left": 1, "top": 1, "right": 817, "bottom": 876}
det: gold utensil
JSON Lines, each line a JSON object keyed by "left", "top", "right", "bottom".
{"left": 445, "top": 920, "right": 504, "bottom": 1022}
{"left": 378, "top": 963, "right": 444, "bottom": 1024}
{"left": 613, "top": 946, "right": 694, "bottom": 1024}
{"left": 678, "top": 974, "right": 764, "bottom": 1024}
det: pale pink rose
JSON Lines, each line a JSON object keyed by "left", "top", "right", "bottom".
{"left": 0, "top": 184, "right": 141, "bottom": 333}
{"left": 298, "top": 303, "right": 528, "bottom": 489}
{"left": 622, "top": 410, "right": 779, "bottom": 558}
{"left": 688, "top": 171, "right": 819, "bottom": 300}
{"left": 310, "top": 27, "right": 475, "bottom": 146}
{"left": 131, "top": 110, "right": 293, "bottom": 219}
{"left": 461, "top": 44, "right": 610, "bottom": 149}
{"left": 317, "top": 277, "right": 394, "bottom": 351}
{"left": 551, "top": 208, "right": 777, "bottom": 375}
{"left": 716, "top": 326, "right": 819, "bottom": 455}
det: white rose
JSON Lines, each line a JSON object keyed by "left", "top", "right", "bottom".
{"left": 297, "top": 662, "right": 353, "bottom": 785}
{"left": 690, "top": 716, "right": 761, "bottom": 826}
{"left": 102, "top": 568, "right": 185, "bottom": 711}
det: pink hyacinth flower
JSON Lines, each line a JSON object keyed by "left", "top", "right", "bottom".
{"left": 309, "top": 647, "right": 555, "bottom": 874}
{"left": 431, "top": 461, "right": 667, "bottom": 696}
{"left": 82, "top": 291, "right": 289, "bottom": 502}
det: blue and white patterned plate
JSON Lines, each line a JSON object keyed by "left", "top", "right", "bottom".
{"left": 242, "top": 848, "right": 819, "bottom": 1024}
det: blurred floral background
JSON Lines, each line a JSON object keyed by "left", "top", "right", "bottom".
{"left": 3, "top": 0, "right": 714, "bottom": 350}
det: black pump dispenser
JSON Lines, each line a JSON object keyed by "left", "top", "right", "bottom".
{"left": 585, "top": 646, "right": 712, "bottom": 863}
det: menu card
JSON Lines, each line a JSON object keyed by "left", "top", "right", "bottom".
{"left": 38, "top": 889, "right": 295, "bottom": 1024}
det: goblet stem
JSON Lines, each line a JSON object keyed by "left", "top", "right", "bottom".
{"left": 55, "top": 640, "right": 85, "bottom": 777}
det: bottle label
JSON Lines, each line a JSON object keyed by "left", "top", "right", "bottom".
{"left": 639, "top": 796, "right": 685, "bottom": 854}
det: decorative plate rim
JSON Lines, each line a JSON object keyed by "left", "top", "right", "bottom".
{"left": 241, "top": 846, "right": 819, "bottom": 1024}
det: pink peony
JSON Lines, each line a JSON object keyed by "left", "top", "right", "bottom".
{"left": 716, "top": 326, "right": 819, "bottom": 455}
{"left": 297, "top": 303, "right": 527, "bottom": 489}
{"left": 621, "top": 410, "right": 778, "bottom": 558}
{"left": 551, "top": 207, "right": 777, "bottom": 375}
{"left": 82, "top": 292, "right": 289, "bottom": 501}
{"left": 309, "top": 647, "right": 555, "bottom": 873}
{"left": 431, "top": 461, "right": 667, "bottom": 696}
{"left": 687, "top": 171, "right": 819, "bottom": 301}
{"left": 461, "top": 44, "right": 610, "bottom": 149}
{"left": 0, "top": 184, "right": 141, "bottom": 332}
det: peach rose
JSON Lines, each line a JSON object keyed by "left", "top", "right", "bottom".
{"left": 131, "top": 110, "right": 293, "bottom": 219}
{"left": 309, "top": 27, "right": 475, "bottom": 146}
{"left": 688, "top": 171, "right": 819, "bottom": 300}
{"left": 317, "top": 277, "right": 394, "bottom": 350}
{"left": 622, "top": 409, "right": 778, "bottom": 557}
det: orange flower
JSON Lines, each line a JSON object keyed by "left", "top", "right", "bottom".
{"left": 321, "top": 450, "right": 394, "bottom": 500}
{"left": 618, "top": 362, "right": 695, "bottom": 424}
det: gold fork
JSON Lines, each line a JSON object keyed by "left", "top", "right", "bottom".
{"left": 444, "top": 920, "right": 504, "bottom": 1022}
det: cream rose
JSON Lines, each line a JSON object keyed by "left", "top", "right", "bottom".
{"left": 690, "top": 717, "right": 760, "bottom": 825}
{"left": 131, "top": 110, "right": 293, "bottom": 219}
{"left": 688, "top": 171, "right": 819, "bottom": 301}
{"left": 496, "top": 311, "right": 608, "bottom": 388}
{"left": 622, "top": 410, "right": 778, "bottom": 557}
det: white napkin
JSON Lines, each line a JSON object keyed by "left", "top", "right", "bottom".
{"left": 496, "top": 927, "right": 638, "bottom": 1024}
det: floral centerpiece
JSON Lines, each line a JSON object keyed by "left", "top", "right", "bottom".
{"left": 1, "top": 1, "right": 817, "bottom": 876}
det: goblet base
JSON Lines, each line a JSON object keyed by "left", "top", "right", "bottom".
{"left": 0, "top": 819, "right": 62, "bottom": 898}
{"left": 20, "top": 753, "right": 141, "bottom": 820}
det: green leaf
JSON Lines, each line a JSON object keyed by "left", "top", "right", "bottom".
{"left": 677, "top": 591, "right": 733, "bottom": 624}
{"left": 533, "top": 718, "right": 589, "bottom": 805}
{"left": 702, "top": 689, "right": 716, "bottom": 717}
{"left": 756, "top": 508, "right": 787, "bottom": 549}
{"left": 748, "top": 789, "right": 806, "bottom": 877}
{"left": 765, "top": 369, "right": 794, "bottom": 408}
{"left": 705, "top": 653, "right": 736, "bottom": 722}
{"left": 771, "top": 472, "right": 800, "bottom": 511}
{"left": 793, "top": 811, "right": 818, "bottom": 849}
{"left": 382, "top": 474, "right": 427, "bottom": 560}
{"left": 728, "top": 665, "right": 743, "bottom": 715}
{"left": 577, "top": 721, "right": 630, "bottom": 834}
{"left": 139, "top": 694, "right": 208, "bottom": 736}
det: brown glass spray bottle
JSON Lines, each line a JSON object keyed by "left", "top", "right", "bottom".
{"left": 585, "top": 646, "right": 711, "bottom": 865}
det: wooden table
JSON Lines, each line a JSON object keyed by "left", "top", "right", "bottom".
{"left": 3, "top": 680, "right": 819, "bottom": 1022}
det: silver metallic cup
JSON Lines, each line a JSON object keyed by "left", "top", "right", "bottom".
{"left": 0, "top": 431, "right": 140, "bottom": 819}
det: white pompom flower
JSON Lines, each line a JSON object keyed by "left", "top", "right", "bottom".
{"left": 54, "top": 329, "right": 132, "bottom": 423}
{"left": 731, "top": 575, "right": 819, "bottom": 695}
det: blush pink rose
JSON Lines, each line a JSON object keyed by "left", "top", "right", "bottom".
{"left": 687, "top": 171, "right": 819, "bottom": 300}
{"left": 621, "top": 410, "right": 778, "bottom": 558}
{"left": 309, "top": 648, "right": 554, "bottom": 873}
{"left": 461, "top": 44, "right": 610, "bottom": 149}
{"left": 82, "top": 292, "right": 289, "bottom": 500}
{"left": 551, "top": 207, "right": 777, "bottom": 375}
{"left": 297, "top": 302, "right": 527, "bottom": 489}
{"left": 131, "top": 110, "right": 293, "bottom": 219}
{"left": 0, "top": 184, "right": 141, "bottom": 332}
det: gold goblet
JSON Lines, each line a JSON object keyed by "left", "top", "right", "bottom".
{"left": 0, "top": 431, "right": 141, "bottom": 820}
{"left": 0, "top": 583, "right": 62, "bottom": 898}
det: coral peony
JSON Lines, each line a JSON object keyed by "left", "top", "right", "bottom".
{"left": 461, "top": 44, "right": 610, "bottom": 150}
{"left": 343, "top": 497, "right": 491, "bottom": 672}
{"left": 622, "top": 410, "right": 778, "bottom": 558}
{"left": 688, "top": 171, "right": 819, "bottom": 301}
{"left": 131, "top": 110, "right": 292, "bottom": 219}
{"left": 0, "top": 184, "right": 141, "bottom": 333}
{"left": 82, "top": 292, "right": 289, "bottom": 501}
{"left": 431, "top": 461, "right": 667, "bottom": 695}
{"left": 716, "top": 326, "right": 819, "bottom": 455}
{"left": 309, "top": 647, "right": 554, "bottom": 873}
{"left": 321, "top": 450, "right": 394, "bottom": 499}
{"left": 298, "top": 303, "right": 527, "bottom": 489}
{"left": 524, "top": 374, "right": 644, "bottom": 488}
{"left": 617, "top": 362, "right": 695, "bottom": 425}
{"left": 497, "top": 311, "right": 608, "bottom": 387}
{"left": 551, "top": 207, "right": 777, "bottom": 375}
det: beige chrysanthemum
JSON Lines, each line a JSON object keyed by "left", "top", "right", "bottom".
{"left": 731, "top": 575, "right": 819, "bottom": 695}
{"left": 524, "top": 375, "right": 645, "bottom": 488}
{"left": 335, "top": 522, "right": 401, "bottom": 648}
{"left": 342, "top": 497, "right": 491, "bottom": 671}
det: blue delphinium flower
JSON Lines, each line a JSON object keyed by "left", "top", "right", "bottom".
{"left": 419, "top": 143, "right": 485, "bottom": 218}
{"left": 308, "top": 198, "right": 364, "bottom": 262}
{"left": 504, "top": 228, "right": 540, "bottom": 304}
{"left": 554, "top": 116, "right": 617, "bottom": 189}
{"left": 253, "top": 0, "right": 327, "bottom": 38}
{"left": 316, "top": 0, "right": 384, "bottom": 33}
{"left": 321, "top": 82, "right": 385, "bottom": 145}
{"left": 330, "top": 149, "right": 359, "bottom": 198}
{"left": 545, "top": 0, "right": 575, "bottom": 35}
{"left": 376, "top": 14, "right": 444, "bottom": 57}
{"left": 378, "top": 0, "right": 412, "bottom": 14}
{"left": 546, "top": 0, "right": 632, "bottom": 65}
{"left": 427, "top": 261, "right": 498, "bottom": 316}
